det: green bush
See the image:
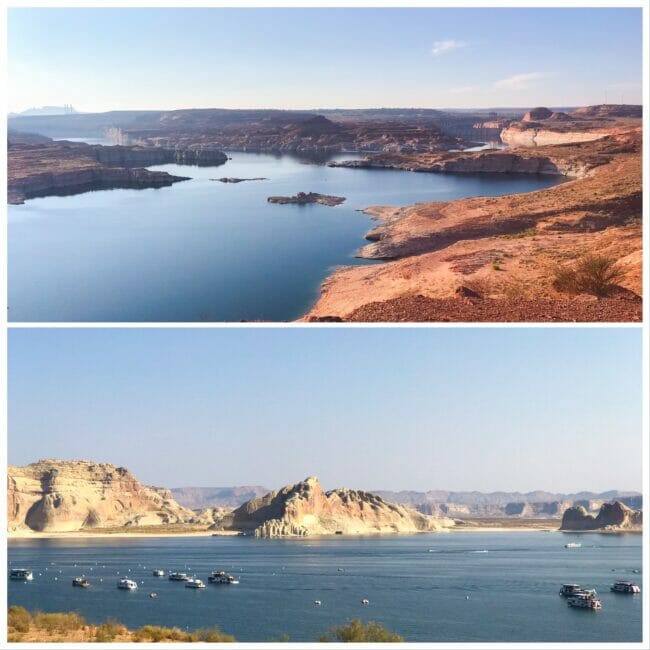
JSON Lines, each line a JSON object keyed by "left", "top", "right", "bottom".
{"left": 553, "top": 254, "right": 624, "bottom": 297}
{"left": 319, "top": 619, "right": 403, "bottom": 642}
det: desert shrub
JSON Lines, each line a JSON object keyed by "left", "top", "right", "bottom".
{"left": 319, "top": 619, "right": 403, "bottom": 642}
{"left": 552, "top": 254, "right": 624, "bottom": 297}
{"left": 8, "top": 605, "right": 32, "bottom": 633}
{"left": 491, "top": 262, "right": 501, "bottom": 271}
{"left": 195, "top": 626, "right": 236, "bottom": 642}
{"left": 133, "top": 625, "right": 193, "bottom": 642}
{"left": 33, "top": 610, "right": 86, "bottom": 634}
{"left": 94, "top": 618, "right": 126, "bottom": 642}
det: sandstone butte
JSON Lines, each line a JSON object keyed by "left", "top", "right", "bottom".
{"left": 213, "top": 476, "right": 453, "bottom": 537}
{"left": 304, "top": 106, "right": 642, "bottom": 323}
{"left": 560, "top": 501, "right": 642, "bottom": 532}
{"left": 8, "top": 460, "right": 194, "bottom": 533}
{"left": 7, "top": 462, "right": 453, "bottom": 538}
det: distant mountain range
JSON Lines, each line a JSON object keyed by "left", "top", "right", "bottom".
{"left": 171, "top": 486, "right": 270, "bottom": 509}
{"left": 373, "top": 489, "right": 642, "bottom": 507}
{"left": 171, "top": 485, "right": 641, "bottom": 515}
{"left": 9, "top": 105, "right": 78, "bottom": 117}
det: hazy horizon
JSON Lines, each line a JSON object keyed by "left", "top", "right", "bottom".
{"left": 8, "top": 328, "right": 642, "bottom": 493}
{"left": 8, "top": 7, "right": 642, "bottom": 113}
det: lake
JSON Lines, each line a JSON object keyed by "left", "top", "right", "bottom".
{"left": 8, "top": 152, "right": 564, "bottom": 322}
{"left": 7, "top": 532, "right": 642, "bottom": 642}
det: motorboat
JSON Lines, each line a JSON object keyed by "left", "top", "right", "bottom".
{"left": 152, "top": 569, "right": 165, "bottom": 577}
{"left": 564, "top": 543, "right": 582, "bottom": 549}
{"left": 185, "top": 578, "right": 206, "bottom": 589}
{"left": 72, "top": 576, "right": 91, "bottom": 588}
{"left": 9, "top": 569, "right": 34, "bottom": 581}
{"left": 117, "top": 578, "right": 138, "bottom": 590}
{"left": 559, "top": 584, "right": 582, "bottom": 597}
{"left": 169, "top": 572, "right": 190, "bottom": 581}
{"left": 208, "top": 571, "right": 238, "bottom": 585}
{"left": 567, "top": 590, "right": 601, "bottom": 609}
{"left": 611, "top": 581, "right": 641, "bottom": 594}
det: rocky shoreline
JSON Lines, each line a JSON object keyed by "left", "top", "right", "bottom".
{"left": 7, "top": 136, "right": 227, "bottom": 204}
{"left": 302, "top": 122, "right": 642, "bottom": 322}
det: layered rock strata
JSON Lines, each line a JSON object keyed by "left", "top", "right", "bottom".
{"left": 213, "top": 476, "right": 452, "bottom": 537}
{"left": 8, "top": 460, "right": 193, "bottom": 533}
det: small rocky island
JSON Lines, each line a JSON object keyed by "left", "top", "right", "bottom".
{"left": 267, "top": 191, "right": 345, "bottom": 206}
{"left": 212, "top": 177, "right": 268, "bottom": 183}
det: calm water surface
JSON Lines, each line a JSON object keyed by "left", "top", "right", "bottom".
{"left": 8, "top": 532, "right": 642, "bottom": 642}
{"left": 9, "top": 152, "right": 564, "bottom": 322}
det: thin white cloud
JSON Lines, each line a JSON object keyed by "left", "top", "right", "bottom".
{"left": 431, "top": 40, "right": 467, "bottom": 56}
{"left": 494, "top": 72, "right": 548, "bottom": 89}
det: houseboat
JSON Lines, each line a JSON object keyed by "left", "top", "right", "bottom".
{"left": 559, "top": 584, "right": 582, "bottom": 597}
{"left": 9, "top": 569, "right": 33, "bottom": 581}
{"left": 611, "top": 581, "right": 641, "bottom": 594}
{"left": 169, "top": 572, "right": 190, "bottom": 581}
{"left": 185, "top": 578, "right": 206, "bottom": 589}
{"left": 567, "top": 590, "right": 602, "bottom": 609}
{"left": 208, "top": 571, "right": 239, "bottom": 585}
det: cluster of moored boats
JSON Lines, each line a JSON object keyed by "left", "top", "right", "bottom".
{"left": 559, "top": 581, "right": 641, "bottom": 610}
{"left": 116, "top": 569, "right": 240, "bottom": 591}
{"left": 9, "top": 567, "right": 640, "bottom": 614}
{"left": 10, "top": 568, "right": 239, "bottom": 593}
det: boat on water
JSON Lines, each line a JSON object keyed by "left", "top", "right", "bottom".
{"left": 9, "top": 569, "right": 33, "bottom": 581}
{"left": 185, "top": 578, "right": 206, "bottom": 589}
{"left": 567, "top": 590, "right": 602, "bottom": 610}
{"left": 564, "top": 543, "right": 582, "bottom": 549}
{"left": 152, "top": 569, "right": 165, "bottom": 577}
{"left": 117, "top": 578, "right": 138, "bottom": 590}
{"left": 169, "top": 572, "right": 190, "bottom": 581}
{"left": 559, "top": 584, "right": 582, "bottom": 597}
{"left": 611, "top": 581, "right": 641, "bottom": 594}
{"left": 208, "top": 571, "right": 239, "bottom": 585}
{"left": 72, "top": 576, "right": 91, "bottom": 588}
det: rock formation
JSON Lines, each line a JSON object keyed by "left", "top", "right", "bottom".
{"left": 213, "top": 476, "right": 452, "bottom": 537}
{"left": 523, "top": 107, "right": 553, "bottom": 122}
{"left": 304, "top": 125, "right": 641, "bottom": 323}
{"left": 7, "top": 136, "right": 227, "bottom": 204}
{"left": 501, "top": 104, "right": 641, "bottom": 147}
{"left": 267, "top": 192, "right": 345, "bottom": 206}
{"left": 560, "top": 501, "right": 642, "bottom": 531}
{"left": 106, "top": 113, "right": 473, "bottom": 155}
{"left": 8, "top": 460, "right": 193, "bottom": 533}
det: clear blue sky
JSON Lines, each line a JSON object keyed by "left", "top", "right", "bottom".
{"left": 7, "top": 7, "right": 642, "bottom": 112}
{"left": 8, "top": 328, "right": 642, "bottom": 493}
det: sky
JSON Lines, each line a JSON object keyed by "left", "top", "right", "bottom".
{"left": 8, "top": 328, "right": 642, "bottom": 494}
{"left": 7, "top": 7, "right": 643, "bottom": 112}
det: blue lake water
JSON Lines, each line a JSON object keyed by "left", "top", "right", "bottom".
{"left": 8, "top": 152, "right": 564, "bottom": 322}
{"left": 7, "top": 532, "right": 642, "bottom": 642}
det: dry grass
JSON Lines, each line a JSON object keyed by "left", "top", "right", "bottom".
{"left": 7, "top": 607, "right": 234, "bottom": 643}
